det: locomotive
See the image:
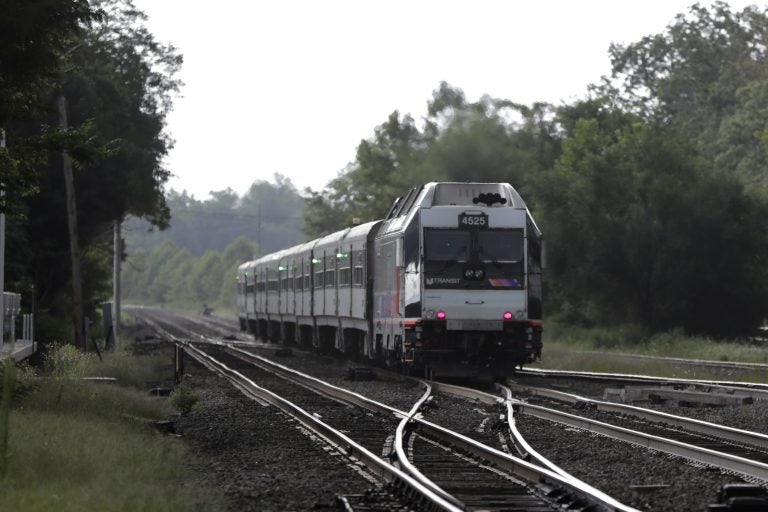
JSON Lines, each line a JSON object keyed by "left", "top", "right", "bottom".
{"left": 237, "top": 182, "right": 543, "bottom": 378}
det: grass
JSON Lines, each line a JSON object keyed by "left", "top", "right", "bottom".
{"left": 0, "top": 339, "right": 219, "bottom": 512}
{"left": 539, "top": 322, "right": 768, "bottom": 383}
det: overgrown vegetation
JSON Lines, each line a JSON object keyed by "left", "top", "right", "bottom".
{"left": 0, "top": 342, "right": 218, "bottom": 511}
{"left": 169, "top": 384, "right": 201, "bottom": 415}
{"left": 541, "top": 324, "right": 768, "bottom": 383}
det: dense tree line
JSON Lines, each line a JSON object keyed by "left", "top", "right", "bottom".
{"left": 124, "top": 174, "right": 305, "bottom": 257}
{"left": 303, "top": 2, "right": 768, "bottom": 338}
{"left": 1, "top": 0, "right": 181, "bottom": 342}
{"left": 120, "top": 177, "right": 303, "bottom": 311}
{"left": 122, "top": 236, "right": 257, "bottom": 313}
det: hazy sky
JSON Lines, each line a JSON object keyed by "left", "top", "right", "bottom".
{"left": 131, "top": 0, "right": 760, "bottom": 199}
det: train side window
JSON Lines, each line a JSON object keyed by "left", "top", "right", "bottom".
{"left": 353, "top": 251, "right": 365, "bottom": 286}
{"left": 325, "top": 270, "right": 335, "bottom": 287}
{"left": 281, "top": 273, "right": 289, "bottom": 291}
{"left": 314, "top": 270, "right": 323, "bottom": 288}
{"left": 338, "top": 268, "right": 350, "bottom": 286}
{"left": 269, "top": 268, "right": 279, "bottom": 292}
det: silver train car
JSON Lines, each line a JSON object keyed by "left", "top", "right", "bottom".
{"left": 237, "top": 182, "right": 543, "bottom": 378}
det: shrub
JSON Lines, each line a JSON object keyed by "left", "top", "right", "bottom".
{"left": 44, "top": 343, "right": 96, "bottom": 379}
{"left": 169, "top": 384, "right": 201, "bottom": 414}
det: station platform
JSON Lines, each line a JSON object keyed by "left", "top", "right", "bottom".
{"left": 0, "top": 339, "right": 37, "bottom": 361}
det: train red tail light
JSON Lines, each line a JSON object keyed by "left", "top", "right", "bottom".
{"left": 503, "top": 311, "right": 514, "bottom": 320}
{"left": 436, "top": 310, "right": 446, "bottom": 320}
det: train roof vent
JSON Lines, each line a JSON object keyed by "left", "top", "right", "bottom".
{"left": 431, "top": 182, "right": 523, "bottom": 208}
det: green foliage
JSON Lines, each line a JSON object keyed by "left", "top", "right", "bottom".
{"left": 0, "top": 331, "right": 216, "bottom": 508}
{"left": 544, "top": 322, "right": 650, "bottom": 350}
{"left": 169, "top": 384, "right": 201, "bottom": 415}
{"left": 0, "top": 0, "right": 102, "bottom": 209}
{"left": 0, "top": 411, "right": 215, "bottom": 511}
{"left": 542, "top": 323, "right": 768, "bottom": 380}
{"left": 1, "top": 0, "right": 183, "bottom": 347}
{"left": 125, "top": 175, "right": 305, "bottom": 256}
{"left": 122, "top": 236, "right": 258, "bottom": 313}
{"left": 0, "top": 361, "right": 15, "bottom": 478}
{"left": 536, "top": 111, "right": 768, "bottom": 337}
{"left": 1, "top": 374, "right": 216, "bottom": 510}
{"left": 303, "top": 83, "right": 560, "bottom": 237}
{"left": 603, "top": 2, "right": 768, "bottom": 188}
{"left": 44, "top": 343, "right": 95, "bottom": 379}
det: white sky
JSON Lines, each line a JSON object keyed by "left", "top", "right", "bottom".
{"left": 131, "top": 0, "right": 761, "bottom": 199}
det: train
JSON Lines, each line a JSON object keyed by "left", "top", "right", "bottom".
{"left": 236, "top": 181, "right": 543, "bottom": 378}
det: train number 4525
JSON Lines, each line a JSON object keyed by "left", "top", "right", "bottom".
{"left": 459, "top": 212, "right": 488, "bottom": 227}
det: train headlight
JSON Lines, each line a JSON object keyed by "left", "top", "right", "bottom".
{"left": 474, "top": 269, "right": 485, "bottom": 279}
{"left": 425, "top": 309, "right": 436, "bottom": 319}
{"left": 436, "top": 310, "right": 447, "bottom": 320}
{"left": 516, "top": 310, "right": 525, "bottom": 319}
{"left": 464, "top": 269, "right": 474, "bottom": 279}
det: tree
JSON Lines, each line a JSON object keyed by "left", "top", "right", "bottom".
{"left": 0, "top": 0, "right": 102, "bottom": 209}
{"left": 188, "top": 251, "right": 224, "bottom": 304}
{"left": 5, "top": 0, "right": 183, "bottom": 343}
{"left": 602, "top": 2, "right": 768, "bottom": 187}
{"left": 536, "top": 107, "right": 768, "bottom": 337}
{"left": 302, "top": 83, "right": 561, "bottom": 236}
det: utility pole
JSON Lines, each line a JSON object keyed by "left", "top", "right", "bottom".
{"left": 257, "top": 205, "right": 262, "bottom": 252}
{"left": 112, "top": 219, "right": 121, "bottom": 349}
{"left": 57, "top": 95, "right": 85, "bottom": 351}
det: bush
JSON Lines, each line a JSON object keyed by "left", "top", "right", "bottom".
{"left": 169, "top": 384, "right": 201, "bottom": 414}
{"left": 43, "top": 343, "right": 96, "bottom": 379}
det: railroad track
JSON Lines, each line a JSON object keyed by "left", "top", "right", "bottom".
{"left": 426, "top": 378, "right": 768, "bottom": 510}
{"left": 517, "top": 367, "right": 768, "bottom": 398}
{"left": 506, "top": 382, "right": 768, "bottom": 482}
{"left": 212, "top": 343, "right": 636, "bottom": 511}
{"left": 136, "top": 309, "right": 637, "bottom": 511}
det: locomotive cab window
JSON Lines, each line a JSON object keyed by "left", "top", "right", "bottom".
{"left": 424, "top": 230, "right": 470, "bottom": 262}
{"left": 477, "top": 229, "right": 523, "bottom": 262}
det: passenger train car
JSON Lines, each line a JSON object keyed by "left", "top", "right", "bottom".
{"left": 237, "top": 182, "right": 543, "bottom": 377}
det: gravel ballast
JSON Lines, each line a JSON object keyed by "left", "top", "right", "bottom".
{"left": 134, "top": 310, "right": 768, "bottom": 511}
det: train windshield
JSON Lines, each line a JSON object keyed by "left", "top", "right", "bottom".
{"left": 424, "top": 230, "right": 470, "bottom": 262}
{"left": 477, "top": 229, "right": 523, "bottom": 262}
{"left": 423, "top": 227, "right": 525, "bottom": 289}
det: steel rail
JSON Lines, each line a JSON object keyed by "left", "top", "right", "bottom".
{"left": 427, "top": 381, "right": 640, "bottom": 512}
{"left": 220, "top": 345, "right": 637, "bottom": 511}
{"left": 139, "top": 316, "right": 637, "bottom": 512}
{"left": 518, "top": 367, "right": 768, "bottom": 396}
{"left": 496, "top": 384, "right": 577, "bottom": 476}
{"left": 577, "top": 351, "right": 768, "bottom": 371}
{"left": 409, "top": 414, "right": 640, "bottom": 512}
{"left": 142, "top": 320, "right": 462, "bottom": 512}
{"left": 512, "top": 398, "right": 768, "bottom": 482}
{"left": 507, "top": 382, "right": 768, "bottom": 450}
{"left": 393, "top": 383, "right": 466, "bottom": 509}
{"left": 223, "top": 345, "right": 409, "bottom": 418}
